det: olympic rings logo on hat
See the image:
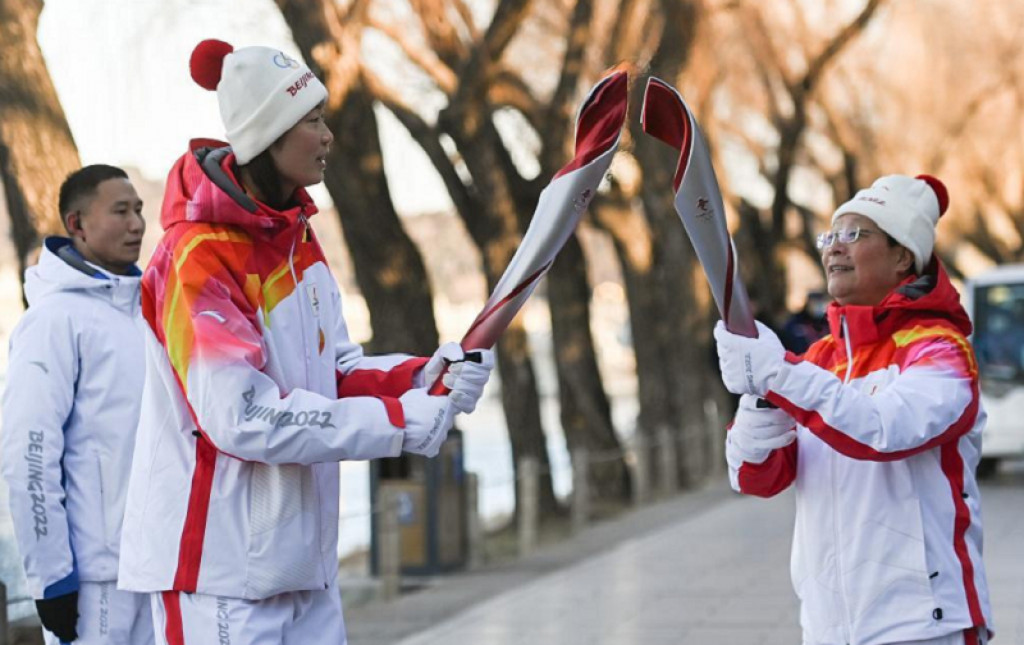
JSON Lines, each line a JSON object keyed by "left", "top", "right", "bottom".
{"left": 273, "top": 52, "right": 300, "bottom": 69}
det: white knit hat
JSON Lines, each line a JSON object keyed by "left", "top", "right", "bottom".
{"left": 189, "top": 40, "right": 328, "bottom": 165}
{"left": 832, "top": 174, "right": 949, "bottom": 274}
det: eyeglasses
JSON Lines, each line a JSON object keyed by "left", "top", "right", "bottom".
{"left": 816, "top": 227, "right": 875, "bottom": 250}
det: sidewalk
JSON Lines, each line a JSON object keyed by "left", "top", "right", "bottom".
{"left": 346, "top": 467, "right": 1024, "bottom": 645}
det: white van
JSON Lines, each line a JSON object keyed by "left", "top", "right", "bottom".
{"left": 964, "top": 264, "right": 1024, "bottom": 477}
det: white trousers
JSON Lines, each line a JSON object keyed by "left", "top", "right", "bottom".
{"left": 804, "top": 627, "right": 989, "bottom": 645}
{"left": 892, "top": 628, "right": 989, "bottom": 645}
{"left": 43, "top": 581, "right": 154, "bottom": 645}
{"left": 150, "top": 581, "right": 346, "bottom": 645}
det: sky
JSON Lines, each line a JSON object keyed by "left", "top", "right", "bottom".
{"left": 36, "top": 0, "right": 454, "bottom": 215}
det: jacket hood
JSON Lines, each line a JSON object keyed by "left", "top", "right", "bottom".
{"left": 24, "top": 237, "right": 141, "bottom": 308}
{"left": 160, "top": 138, "right": 318, "bottom": 233}
{"left": 826, "top": 258, "right": 972, "bottom": 342}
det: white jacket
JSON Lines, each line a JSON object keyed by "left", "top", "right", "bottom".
{"left": 726, "top": 266, "right": 992, "bottom": 645}
{"left": 118, "top": 144, "right": 427, "bottom": 599}
{"left": 1, "top": 237, "right": 144, "bottom": 599}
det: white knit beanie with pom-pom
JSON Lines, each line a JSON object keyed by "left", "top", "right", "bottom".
{"left": 189, "top": 39, "right": 328, "bottom": 165}
{"left": 832, "top": 174, "right": 950, "bottom": 274}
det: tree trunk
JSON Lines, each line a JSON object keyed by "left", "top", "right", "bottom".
{"left": 632, "top": 132, "right": 707, "bottom": 487}
{"left": 0, "top": 0, "right": 81, "bottom": 292}
{"left": 276, "top": 0, "right": 439, "bottom": 356}
{"left": 547, "top": 235, "right": 631, "bottom": 503}
{"left": 278, "top": 0, "right": 444, "bottom": 495}
{"left": 373, "top": 0, "right": 562, "bottom": 519}
{"left": 590, "top": 192, "right": 679, "bottom": 473}
{"left": 629, "top": 0, "right": 710, "bottom": 487}
{"left": 322, "top": 83, "right": 439, "bottom": 355}
{"left": 510, "top": 0, "right": 630, "bottom": 506}
{"left": 445, "top": 120, "right": 561, "bottom": 517}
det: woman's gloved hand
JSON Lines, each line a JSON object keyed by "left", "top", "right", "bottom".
{"left": 726, "top": 394, "right": 797, "bottom": 465}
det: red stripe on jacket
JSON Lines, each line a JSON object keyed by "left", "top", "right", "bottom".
{"left": 764, "top": 383, "right": 978, "bottom": 462}
{"left": 172, "top": 437, "right": 217, "bottom": 592}
{"left": 939, "top": 441, "right": 986, "bottom": 628}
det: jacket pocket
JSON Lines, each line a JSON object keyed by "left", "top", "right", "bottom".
{"left": 845, "top": 518, "right": 934, "bottom": 634}
{"left": 245, "top": 463, "right": 321, "bottom": 597}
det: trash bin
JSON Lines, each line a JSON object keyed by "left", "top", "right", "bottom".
{"left": 370, "top": 429, "right": 467, "bottom": 576}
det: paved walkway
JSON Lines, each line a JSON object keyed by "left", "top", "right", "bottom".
{"left": 347, "top": 466, "right": 1024, "bottom": 645}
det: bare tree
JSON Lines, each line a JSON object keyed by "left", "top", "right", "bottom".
{"left": 584, "top": 0, "right": 720, "bottom": 486}
{"left": 797, "top": 1, "right": 1024, "bottom": 272}
{"left": 0, "top": 0, "right": 81, "bottom": 293}
{"left": 275, "top": 0, "right": 439, "bottom": 356}
{"left": 708, "top": 0, "right": 884, "bottom": 319}
{"left": 507, "top": 0, "right": 632, "bottom": 502}
{"left": 365, "top": 0, "right": 642, "bottom": 514}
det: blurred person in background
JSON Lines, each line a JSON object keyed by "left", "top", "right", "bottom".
{"left": 116, "top": 40, "right": 493, "bottom": 645}
{"left": 780, "top": 290, "right": 829, "bottom": 354}
{"left": 714, "top": 175, "right": 992, "bottom": 645}
{"left": 1, "top": 165, "right": 154, "bottom": 644}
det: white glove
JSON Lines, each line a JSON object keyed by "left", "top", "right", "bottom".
{"left": 714, "top": 320, "right": 786, "bottom": 396}
{"left": 442, "top": 349, "right": 495, "bottom": 414}
{"left": 421, "top": 342, "right": 465, "bottom": 389}
{"left": 726, "top": 394, "right": 797, "bottom": 465}
{"left": 398, "top": 388, "right": 456, "bottom": 458}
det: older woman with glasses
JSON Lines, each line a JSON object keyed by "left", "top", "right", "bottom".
{"left": 713, "top": 175, "right": 993, "bottom": 645}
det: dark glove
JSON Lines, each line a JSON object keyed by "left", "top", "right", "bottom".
{"left": 36, "top": 591, "right": 79, "bottom": 642}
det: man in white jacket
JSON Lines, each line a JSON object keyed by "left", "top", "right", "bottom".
{"left": 1, "top": 165, "right": 154, "bottom": 644}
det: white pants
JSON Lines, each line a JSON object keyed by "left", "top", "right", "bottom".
{"left": 893, "top": 628, "right": 990, "bottom": 645}
{"left": 150, "top": 582, "right": 346, "bottom": 645}
{"left": 804, "top": 627, "right": 989, "bottom": 645}
{"left": 43, "top": 581, "right": 154, "bottom": 645}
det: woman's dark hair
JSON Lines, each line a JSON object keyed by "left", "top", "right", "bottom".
{"left": 241, "top": 148, "right": 291, "bottom": 210}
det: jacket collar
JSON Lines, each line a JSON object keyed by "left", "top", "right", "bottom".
{"left": 161, "top": 139, "right": 318, "bottom": 235}
{"left": 825, "top": 259, "right": 971, "bottom": 344}
{"left": 25, "top": 237, "right": 142, "bottom": 311}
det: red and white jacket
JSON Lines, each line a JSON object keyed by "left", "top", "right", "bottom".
{"left": 727, "top": 262, "right": 993, "bottom": 645}
{"left": 118, "top": 141, "right": 426, "bottom": 599}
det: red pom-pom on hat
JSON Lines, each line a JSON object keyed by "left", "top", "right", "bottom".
{"left": 915, "top": 174, "right": 949, "bottom": 217}
{"left": 190, "top": 39, "right": 234, "bottom": 91}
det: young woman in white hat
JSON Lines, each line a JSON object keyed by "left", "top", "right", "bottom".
{"left": 118, "top": 40, "right": 493, "bottom": 644}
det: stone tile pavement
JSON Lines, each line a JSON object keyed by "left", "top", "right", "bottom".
{"left": 347, "top": 465, "right": 1024, "bottom": 645}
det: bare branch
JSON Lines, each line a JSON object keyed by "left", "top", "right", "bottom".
{"left": 738, "top": 6, "right": 788, "bottom": 122}
{"left": 768, "top": 0, "right": 883, "bottom": 239}
{"left": 961, "top": 207, "right": 1012, "bottom": 264}
{"left": 539, "top": 0, "right": 595, "bottom": 177}
{"left": 361, "top": 66, "right": 476, "bottom": 219}
{"left": 604, "top": 0, "right": 650, "bottom": 68}
{"left": 369, "top": 15, "right": 458, "bottom": 94}
{"left": 452, "top": 0, "right": 480, "bottom": 41}
{"left": 797, "top": 0, "right": 883, "bottom": 98}
{"left": 926, "top": 75, "right": 1016, "bottom": 173}
{"left": 408, "top": 0, "right": 469, "bottom": 70}
{"left": 935, "top": 247, "right": 965, "bottom": 282}
{"left": 450, "top": 0, "right": 534, "bottom": 110}
{"left": 275, "top": 0, "right": 367, "bottom": 109}
{"left": 488, "top": 67, "right": 543, "bottom": 130}
{"left": 792, "top": 200, "right": 827, "bottom": 270}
